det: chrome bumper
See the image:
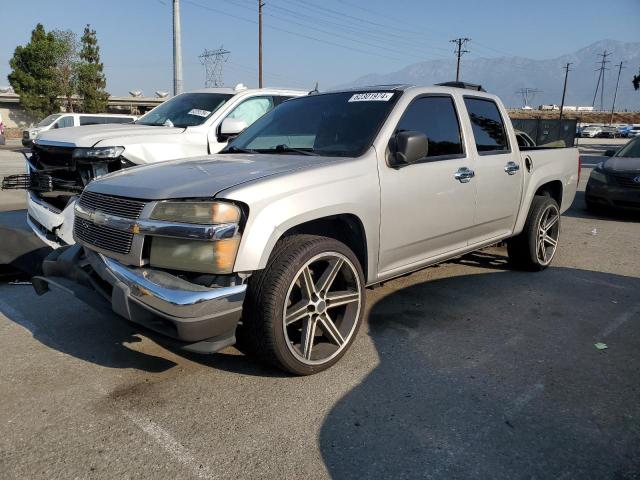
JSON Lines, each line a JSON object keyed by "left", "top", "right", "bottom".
{"left": 32, "top": 245, "right": 247, "bottom": 353}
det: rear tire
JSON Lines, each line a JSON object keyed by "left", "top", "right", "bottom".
{"left": 238, "top": 234, "right": 365, "bottom": 375}
{"left": 507, "top": 196, "right": 560, "bottom": 271}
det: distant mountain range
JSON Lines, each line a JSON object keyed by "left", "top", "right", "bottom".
{"left": 338, "top": 40, "right": 640, "bottom": 111}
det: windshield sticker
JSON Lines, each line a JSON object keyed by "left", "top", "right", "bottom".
{"left": 348, "top": 92, "right": 394, "bottom": 102}
{"left": 187, "top": 108, "right": 211, "bottom": 117}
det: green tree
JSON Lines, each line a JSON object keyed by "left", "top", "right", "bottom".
{"left": 52, "top": 29, "right": 78, "bottom": 112}
{"left": 76, "top": 24, "right": 109, "bottom": 113}
{"left": 8, "top": 24, "right": 61, "bottom": 119}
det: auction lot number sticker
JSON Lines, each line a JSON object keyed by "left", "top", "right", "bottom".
{"left": 348, "top": 92, "right": 394, "bottom": 102}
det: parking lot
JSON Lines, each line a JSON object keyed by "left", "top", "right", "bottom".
{"left": 0, "top": 139, "right": 639, "bottom": 479}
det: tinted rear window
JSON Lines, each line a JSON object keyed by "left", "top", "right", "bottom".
{"left": 464, "top": 97, "right": 509, "bottom": 153}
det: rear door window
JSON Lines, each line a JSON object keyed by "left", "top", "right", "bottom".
{"left": 79, "top": 116, "right": 104, "bottom": 126}
{"left": 464, "top": 97, "right": 509, "bottom": 154}
{"left": 395, "top": 95, "right": 464, "bottom": 158}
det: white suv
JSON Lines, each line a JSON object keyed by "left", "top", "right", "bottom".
{"left": 10, "top": 85, "right": 306, "bottom": 247}
{"left": 22, "top": 113, "right": 137, "bottom": 147}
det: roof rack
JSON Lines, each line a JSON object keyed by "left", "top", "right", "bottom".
{"left": 436, "top": 81, "right": 486, "bottom": 92}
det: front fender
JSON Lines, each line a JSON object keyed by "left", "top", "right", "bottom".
{"left": 219, "top": 154, "right": 381, "bottom": 281}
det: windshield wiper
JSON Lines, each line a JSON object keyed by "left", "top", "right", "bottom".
{"left": 269, "top": 144, "right": 318, "bottom": 156}
{"left": 221, "top": 145, "right": 259, "bottom": 154}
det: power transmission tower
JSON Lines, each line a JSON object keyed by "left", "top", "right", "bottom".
{"left": 258, "top": 1, "right": 264, "bottom": 88}
{"left": 515, "top": 88, "right": 542, "bottom": 108}
{"left": 173, "top": 0, "right": 183, "bottom": 95}
{"left": 610, "top": 61, "right": 625, "bottom": 124}
{"left": 592, "top": 50, "right": 611, "bottom": 110}
{"left": 450, "top": 37, "right": 471, "bottom": 82}
{"left": 559, "top": 62, "right": 572, "bottom": 122}
{"left": 199, "top": 47, "right": 231, "bottom": 87}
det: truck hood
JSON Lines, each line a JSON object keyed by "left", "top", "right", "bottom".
{"left": 36, "top": 123, "right": 184, "bottom": 148}
{"left": 86, "top": 154, "right": 339, "bottom": 200}
{"left": 603, "top": 156, "right": 640, "bottom": 172}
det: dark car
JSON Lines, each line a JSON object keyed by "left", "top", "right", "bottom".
{"left": 585, "top": 137, "right": 640, "bottom": 212}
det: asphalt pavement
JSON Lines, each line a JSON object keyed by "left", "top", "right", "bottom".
{"left": 0, "top": 139, "right": 638, "bottom": 479}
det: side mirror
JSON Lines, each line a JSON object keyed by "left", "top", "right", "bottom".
{"left": 391, "top": 130, "right": 428, "bottom": 167}
{"left": 219, "top": 118, "right": 248, "bottom": 140}
{"left": 604, "top": 149, "right": 616, "bottom": 157}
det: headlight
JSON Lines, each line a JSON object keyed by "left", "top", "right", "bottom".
{"left": 149, "top": 236, "right": 241, "bottom": 274}
{"left": 150, "top": 201, "right": 241, "bottom": 225}
{"left": 590, "top": 168, "right": 607, "bottom": 183}
{"left": 148, "top": 201, "right": 243, "bottom": 274}
{"left": 73, "top": 146, "right": 125, "bottom": 159}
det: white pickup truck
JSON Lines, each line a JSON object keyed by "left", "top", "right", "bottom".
{"left": 34, "top": 83, "right": 579, "bottom": 375}
{"left": 3, "top": 85, "right": 305, "bottom": 247}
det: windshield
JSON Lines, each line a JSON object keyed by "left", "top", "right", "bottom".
{"left": 615, "top": 138, "right": 640, "bottom": 158}
{"left": 227, "top": 91, "right": 400, "bottom": 157}
{"left": 137, "top": 93, "right": 233, "bottom": 128}
{"left": 37, "top": 114, "right": 61, "bottom": 127}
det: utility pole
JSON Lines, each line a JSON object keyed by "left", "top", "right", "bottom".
{"left": 592, "top": 50, "right": 610, "bottom": 110}
{"left": 609, "top": 61, "right": 625, "bottom": 124}
{"left": 450, "top": 37, "right": 470, "bottom": 82}
{"left": 173, "top": 0, "right": 183, "bottom": 95}
{"left": 558, "top": 62, "right": 572, "bottom": 123}
{"left": 258, "top": 0, "right": 264, "bottom": 88}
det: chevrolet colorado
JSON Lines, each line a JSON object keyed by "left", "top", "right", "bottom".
{"left": 33, "top": 83, "right": 579, "bottom": 375}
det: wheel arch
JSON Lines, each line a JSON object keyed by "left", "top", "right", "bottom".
{"left": 279, "top": 214, "right": 369, "bottom": 280}
{"left": 534, "top": 180, "right": 563, "bottom": 205}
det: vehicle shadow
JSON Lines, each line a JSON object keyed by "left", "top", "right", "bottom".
{"left": 319, "top": 259, "right": 640, "bottom": 479}
{"left": 0, "top": 280, "right": 288, "bottom": 377}
{"left": 0, "top": 283, "right": 177, "bottom": 373}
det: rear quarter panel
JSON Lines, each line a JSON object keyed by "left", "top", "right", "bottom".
{"left": 514, "top": 147, "right": 579, "bottom": 234}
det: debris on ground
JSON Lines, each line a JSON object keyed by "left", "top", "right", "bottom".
{"left": 594, "top": 342, "right": 608, "bottom": 350}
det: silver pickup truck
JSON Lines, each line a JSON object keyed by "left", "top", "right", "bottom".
{"left": 33, "top": 84, "right": 579, "bottom": 375}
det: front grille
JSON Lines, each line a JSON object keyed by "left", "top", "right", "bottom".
{"left": 74, "top": 217, "right": 133, "bottom": 254}
{"left": 612, "top": 174, "right": 640, "bottom": 189}
{"left": 32, "top": 144, "right": 75, "bottom": 170}
{"left": 78, "top": 191, "right": 146, "bottom": 219}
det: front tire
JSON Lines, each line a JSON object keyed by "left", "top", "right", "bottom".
{"left": 507, "top": 196, "right": 560, "bottom": 271}
{"left": 239, "top": 234, "right": 365, "bottom": 375}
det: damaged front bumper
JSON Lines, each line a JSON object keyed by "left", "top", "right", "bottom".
{"left": 32, "top": 245, "right": 247, "bottom": 354}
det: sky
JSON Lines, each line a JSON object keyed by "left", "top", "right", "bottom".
{"left": 0, "top": 0, "right": 638, "bottom": 96}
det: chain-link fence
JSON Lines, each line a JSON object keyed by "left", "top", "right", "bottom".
{"left": 511, "top": 118, "right": 577, "bottom": 147}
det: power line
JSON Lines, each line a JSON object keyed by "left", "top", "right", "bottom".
{"left": 610, "top": 61, "right": 625, "bottom": 124}
{"left": 221, "top": 0, "right": 449, "bottom": 60}
{"left": 592, "top": 50, "right": 611, "bottom": 110}
{"left": 182, "top": 0, "right": 411, "bottom": 63}
{"left": 450, "top": 38, "right": 471, "bottom": 82}
{"left": 199, "top": 47, "right": 230, "bottom": 87}
{"left": 559, "top": 63, "right": 572, "bottom": 122}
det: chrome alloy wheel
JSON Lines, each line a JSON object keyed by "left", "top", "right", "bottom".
{"left": 536, "top": 204, "right": 560, "bottom": 265}
{"left": 282, "top": 252, "right": 362, "bottom": 366}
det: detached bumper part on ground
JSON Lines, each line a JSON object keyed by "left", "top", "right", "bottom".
{"left": 31, "top": 245, "right": 246, "bottom": 353}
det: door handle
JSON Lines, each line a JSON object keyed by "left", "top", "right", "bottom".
{"left": 454, "top": 167, "right": 475, "bottom": 183}
{"left": 504, "top": 161, "right": 520, "bottom": 175}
